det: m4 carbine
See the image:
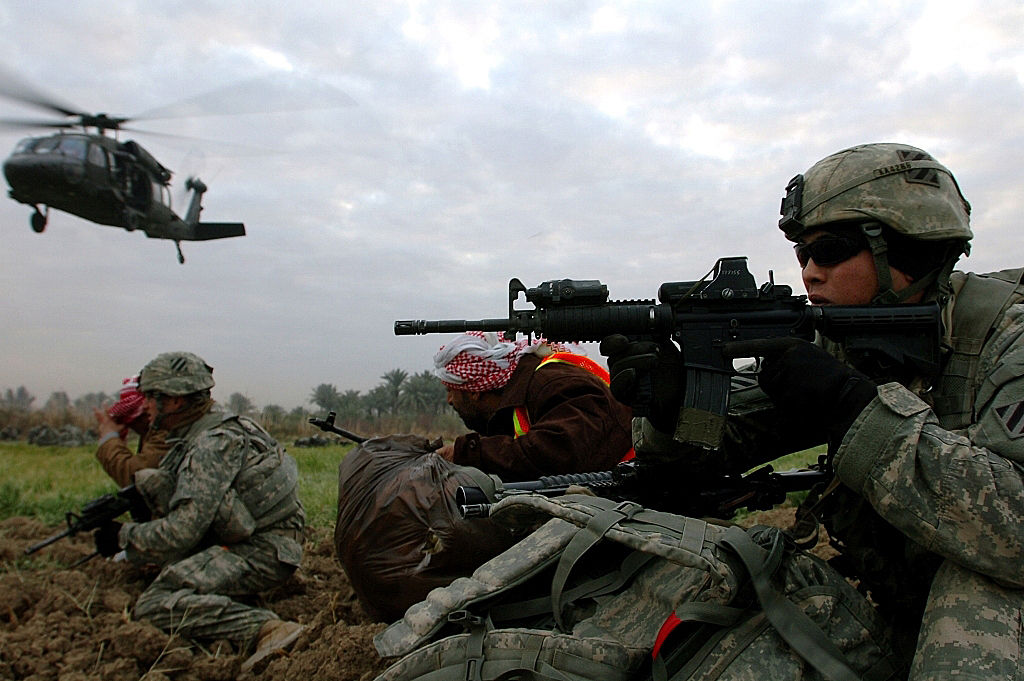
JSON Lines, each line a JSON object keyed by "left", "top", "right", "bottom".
{"left": 25, "top": 484, "right": 150, "bottom": 558}
{"left": 396, "top": 256, "right": 941, "bottom": 447}
{"left": 455, "top": 461, "right": 830, "bottom": 520}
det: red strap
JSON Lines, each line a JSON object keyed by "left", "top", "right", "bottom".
{"left": 651, "top": 612, "right": 683, "bottom": 659}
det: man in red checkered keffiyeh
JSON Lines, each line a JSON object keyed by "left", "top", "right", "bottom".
{"left": 431, "top": 331, "right": 633, "bottom": 481}
{"left": 92, "top": 374, "right": 169, "bottom": 488}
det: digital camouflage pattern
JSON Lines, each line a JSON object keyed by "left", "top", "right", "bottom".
{"left": 833, "top": 280, "right": 1024, "bottom": 680}
{"left": 138, "top": 351, "right": 215, "bottom": 396}
{"left": 779, "top": 143, "right": 973, "bottom": 243}
{"left": 634, "top": 269, "right": 1024, "bottom": 679}
{"left": 910, "top": 560, "right": 1022, "bottom": 681}
{"left": 374, "top": 493, "right": 900, "bottom": 681}
{"left": 119, "top": 403, "right": 305, "bottom": 649}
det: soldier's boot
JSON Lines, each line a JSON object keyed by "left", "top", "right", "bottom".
{"left": 240, "top": 619, "right": 305, "bottom": 673}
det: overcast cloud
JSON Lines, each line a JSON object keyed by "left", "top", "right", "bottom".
{"left": 2, "top": 0, "right": 1023, "bottom": 409}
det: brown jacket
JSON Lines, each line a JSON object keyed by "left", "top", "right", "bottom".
{"left": 95, "top": 428, "right": 169, "bottom": 488}
{"left": 452, "top": 354, "right": 633, "bottom": 481}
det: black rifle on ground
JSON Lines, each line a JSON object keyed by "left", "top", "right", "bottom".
{"left": 307, "top": 410, "right": 367, "bottom": 444}
{"left": 25, "top": 484, "right": 151, "bottom": 560}
{"left": 455, "top": 460, "right": 830, "bottom": 519}
{"left": 396, "top": 256, "right": 941, "bottom": 447}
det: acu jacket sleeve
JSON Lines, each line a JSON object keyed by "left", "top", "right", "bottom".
{"left": 834, "top": 304, "right": 1024, "bottom": 587}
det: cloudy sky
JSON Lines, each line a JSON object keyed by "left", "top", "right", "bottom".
{"left": 2, "top": 0, "right": 1023, "bottom": 410}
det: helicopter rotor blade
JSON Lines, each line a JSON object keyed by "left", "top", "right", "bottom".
{"left": 0, "top": 64, "right": 86, "bottom": 119}
{"left": 0, "top": 117, "right": 76, "bottom": 130}
{"left": 120, "top": 126, "right": 275, "bottom": 156}
{"left": 131, "top": 71, "right": 356, "bottom": 122}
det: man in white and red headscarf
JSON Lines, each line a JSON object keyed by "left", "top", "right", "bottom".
{"left": 93, "top": 374, "right": 168, "bottom": 487}
{"left": 433, "top": 331, "right": 633, "bottom": 481}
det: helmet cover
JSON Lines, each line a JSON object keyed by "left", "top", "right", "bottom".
{"left": 780, "top": 143, "right": 972, "bottom": 243}
{"left": 138, "top": 352, "right": 215, "bottom": 396}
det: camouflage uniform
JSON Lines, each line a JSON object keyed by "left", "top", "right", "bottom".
{"left": 634, "top": 145, "right": 1024, "bottom": 679}
{"left": 118, "top": 395, "right": 304, "bottom": 649}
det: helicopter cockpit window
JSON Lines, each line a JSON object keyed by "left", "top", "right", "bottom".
{"left": 87, "top": 144, "right": 108, "bottom": 168}
{"left": 58, "top": 137, "right": 88, "bottom": 160}
{"left": 32, "top": 138, "right": 60, "bottom": 154}
{"left": 152, "top": 180, "right": 169, "bottom": 206}
{"left": 13, "top": 138, "right": 36, "bottom": 154}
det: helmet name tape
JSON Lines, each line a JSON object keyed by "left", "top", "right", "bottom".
{"left": 872, "top": 161, "right": 916, "bottom": 178}
{"left": 791, "top": 159, "right": 952, "bottom": 228}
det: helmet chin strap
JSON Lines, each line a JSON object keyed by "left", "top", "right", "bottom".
{"left": 863, "top": 222, "right": 959, "bottom": 305}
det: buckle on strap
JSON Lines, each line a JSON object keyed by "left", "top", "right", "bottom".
{"left": 449, "top": 610, "right": 488, "bottom": 681}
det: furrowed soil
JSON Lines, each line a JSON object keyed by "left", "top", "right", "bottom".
{"left": 0, "top": 507, "right": 829, "bottom": 681}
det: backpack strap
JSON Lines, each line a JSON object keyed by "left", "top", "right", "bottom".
{"left": 720, "top": 526, "right": 863, "bottom": 681}
{"left": 551, "top": 501, "right": 644, "bottom": 631}
{"left": 489, "top": 549, "right": 656, "bottom": 623}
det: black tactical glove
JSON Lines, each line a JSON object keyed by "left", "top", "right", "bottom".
{"left": 600, "top": 334, "right": 684, "bottom": 434}
{"left": 722, "top": 337, "right": 878, "bottom": 451}
{"left": 94, "top": 520, "right": 123, "bottom": 558}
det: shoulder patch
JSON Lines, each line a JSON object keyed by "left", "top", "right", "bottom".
{"left": 994, "top": 401, "right": 1024, "bottom": 438}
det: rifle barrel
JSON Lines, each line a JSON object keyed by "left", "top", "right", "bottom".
{"left": 394, "top": 318, "right": 512, "bottom": 336}
{"left": 25, "top": 528, "right": 73, "bottom": 555}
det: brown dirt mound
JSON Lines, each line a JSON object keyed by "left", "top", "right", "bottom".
{"left": 0, "top": 518, "right": 390, "bottom": 681}
{"left": 0, "top": 507, "right": 830, "bottom": 681}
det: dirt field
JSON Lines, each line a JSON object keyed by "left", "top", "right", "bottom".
{"left": 0, "top": 517, "right": 389, "bottom": 681}
{"left": 0, "top": 507, "right": 827, "bottom": 681}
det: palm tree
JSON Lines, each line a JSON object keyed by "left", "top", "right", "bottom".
{"left": 380, "top": 369, "right": 409, "bottom": 415}
{"left": 309, "top": 383, "right": 341, "bottom": 414}
{"left": 336, "top": 390, "right": 363, "bottom": 421}
{"left": 399, "top": 371, "right": 448, "bottom": 414}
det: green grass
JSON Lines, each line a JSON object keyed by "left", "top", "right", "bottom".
{"left": 756, "top": 445, "right": 827, "bottom": 474}
{"left": 0, "top": 441, "right": 354, "bottom": 529}
{"left": 1, "top": 440, "right": 824, "bottom": 529}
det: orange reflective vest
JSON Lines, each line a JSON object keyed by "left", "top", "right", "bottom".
{"left": 512, "top": 352, "right": 634, "bottom": 462}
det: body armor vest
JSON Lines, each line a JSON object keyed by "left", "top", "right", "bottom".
{"left": 159, "top": 408, "right": 302, "bottom": 544}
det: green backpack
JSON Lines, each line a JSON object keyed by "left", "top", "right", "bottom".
{"left": 373, "top": 493, "right": 905, "bottom": 681}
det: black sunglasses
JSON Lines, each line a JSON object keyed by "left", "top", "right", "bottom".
{"left": 794, "top": 233, "right": 868, "bottom": 268}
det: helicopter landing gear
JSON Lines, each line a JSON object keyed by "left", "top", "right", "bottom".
{"left": 174, "top": 241, "right": 185, "bottom": 264}
{"left": 30, "top": 206, "right": 47, "bottom": 233}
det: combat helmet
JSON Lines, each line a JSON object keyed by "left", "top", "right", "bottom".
{"left": 139, "top": 352, "right": 215, "bottom": 396}
{"left": 779, "top": 143, "right": 972, "bottom": 303}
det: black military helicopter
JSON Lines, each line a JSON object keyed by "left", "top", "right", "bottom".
{"left": 0, "top": 70, "right": 245, "bottom": 264}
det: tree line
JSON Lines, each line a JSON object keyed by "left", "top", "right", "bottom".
{"left": 0, "top": 369, "right": 465, "bottom": 441}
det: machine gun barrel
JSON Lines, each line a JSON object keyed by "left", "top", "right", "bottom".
{"left": 307, "top": 411, "right": 367, "bottom": 444}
